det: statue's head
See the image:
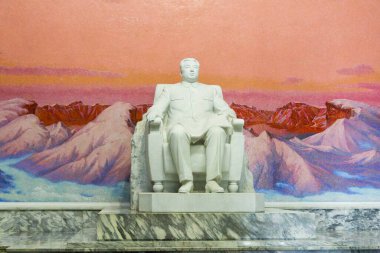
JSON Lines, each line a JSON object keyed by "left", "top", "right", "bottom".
{"left": 180, "top": 58, "right": 199, "bottom": 83}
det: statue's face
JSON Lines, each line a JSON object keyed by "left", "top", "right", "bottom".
{"left": 180, "top": 60, "right": 199, "bottom": 83}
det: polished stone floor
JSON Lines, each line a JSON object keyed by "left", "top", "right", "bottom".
{"left": 0, "top": 229, "right": 380, "bottom": 252}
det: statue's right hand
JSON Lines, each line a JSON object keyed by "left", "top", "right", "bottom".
{"left": 146, "top": 111, "right": 158, "bottom": 122}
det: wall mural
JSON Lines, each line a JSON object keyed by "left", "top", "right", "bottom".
{"left": 0, "top": 0, "right": 379, "bottom": 202}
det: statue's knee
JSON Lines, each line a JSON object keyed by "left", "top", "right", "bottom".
{"left": 169, "top": 125, "right": 187, "bottom": 138}
{"left": 208, "top": 126, "right": 226, "bottom": 136}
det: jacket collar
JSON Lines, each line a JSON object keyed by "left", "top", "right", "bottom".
{"left": 181, "top": 81, "right": 199, "bottom": 87}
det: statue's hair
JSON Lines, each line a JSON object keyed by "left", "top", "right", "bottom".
{"left": 179, "top": 58, "right": 200, "bottom": 72}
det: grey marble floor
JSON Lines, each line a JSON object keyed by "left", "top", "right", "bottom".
{"left": 0, "top": 229, "right": 380, "bottom": 252}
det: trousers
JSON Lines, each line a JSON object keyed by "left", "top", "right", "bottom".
{"left": 168, "top": 124, "right": 227, "bottom": 183}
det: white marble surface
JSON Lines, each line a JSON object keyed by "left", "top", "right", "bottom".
{"left": 138, "top": 192, "right": 265, "bottom": 212}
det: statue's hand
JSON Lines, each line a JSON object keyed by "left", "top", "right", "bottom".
{"left": 227, "top": 114, "right": 236, "bottom": 123}
{"left": 148, "top": 115, "right": 162, "bottom": 131}
{"left": 146, "top": 111, "right": 159, "bottom": 121}
{"left": 232, "top": 118, "right": 244, "bottom": 133}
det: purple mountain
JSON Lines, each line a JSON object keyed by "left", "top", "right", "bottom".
{"left": 247, "top": 99, "right": 380, "bottom": 196}
{"left": 0, "top": 99, "right": 72, "bottom": 158}
{"left": 16, "top": 102, "right": 133, "bottom": 185}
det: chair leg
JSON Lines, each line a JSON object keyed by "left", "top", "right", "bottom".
{"left": 153, "top": 181, "right": 164, "bottom": 192}
{"left": 228, "top": 181, "right": 238, "bottom": 193}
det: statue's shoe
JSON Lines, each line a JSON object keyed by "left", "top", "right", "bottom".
{"left": 178, "top": 181, "right": 194, "bottom": 193}
{"left": 205, "top": 181, "right": 224, "bottom": 193}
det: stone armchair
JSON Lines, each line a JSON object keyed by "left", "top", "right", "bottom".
{"left": 147, "top": 85, "right": 245, "bottom": 193}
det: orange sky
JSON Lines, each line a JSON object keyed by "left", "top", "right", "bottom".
{"left": 0, "top": 0, "right": 379, "bottom": 107}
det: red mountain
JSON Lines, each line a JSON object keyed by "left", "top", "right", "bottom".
{"left": 35, "top": 101, "right": 109, "bottom": 127}
{"left": 232, "top": 101, "right": 353, "bottom": 137}
{"left": 230, "top": 103, "right": 273, "bottom": 125}
{"left": 268, "top": 102, "right": 325, "bottom": 133}
{"left": 34, "top": 101, "right": 153, "bottom": 127}
{"left": 28, "top": 99, "right": 354, "bottom": 137}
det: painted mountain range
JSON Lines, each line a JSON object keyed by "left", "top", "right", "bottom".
{"left": 0, "top": 99, "right": 72, "bottom": 158}
{"left": 231, "top": 102, "right": 353, "bottom": 138}
{"left": 0, "top": 97, "right": 379, "bottom": 201}
{"left": 26, "top": 99, "right": 353, "bottom": 137}
{"left": 247, "top": 99, "right": 380, "bottom": 197}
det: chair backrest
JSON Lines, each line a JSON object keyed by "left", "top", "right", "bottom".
{"left": 154, "top": 84, "right": 224, "bottom": 104}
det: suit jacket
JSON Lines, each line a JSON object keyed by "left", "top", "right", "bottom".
{"left": 148, "top": 82, "right": 236, "bottom": 140}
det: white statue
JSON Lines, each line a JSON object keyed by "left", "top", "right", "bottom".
{"left": 146, "top": 58, "right": 246, "bottom": 193}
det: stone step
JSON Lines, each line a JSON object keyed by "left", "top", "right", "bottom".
{"left": 97, "top": 208, "right": 316, "bottom": 241}
{"left": 138, "top": 193, "right": 265, "bottom": 213}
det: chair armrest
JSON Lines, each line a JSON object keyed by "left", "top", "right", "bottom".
{"left": 149, "top": 117, "right": 162, "bottom": 132}
{"left": 232, "top": 118, "right": 244, "bottom": 133}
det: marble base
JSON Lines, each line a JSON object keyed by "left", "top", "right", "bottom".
{"left": 74, "top": 231, "right": 380, "bottom": 252}
{"left": 1, "top": 230, "right": 380, "bottom": 252}
{"left": 0, "top": 209, "right": 379, "bottom": 252}
{"left": 309, "top": 209, "right": 380, "bottom": 231}
{"left": 138, "top": 192, "right": 265, "bottom": 213}
{"left": 0, "top": 210, "right": 98, "bottom": 234}
{"left": 0, "top": 208, "right": 377, "bottom": 236}
{"left": 97, "top": 208, "right": 316, "bottom": 241}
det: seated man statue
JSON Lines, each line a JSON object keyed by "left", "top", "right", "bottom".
{"left": 146, "top": 58, "right": 238, "bottom": 193}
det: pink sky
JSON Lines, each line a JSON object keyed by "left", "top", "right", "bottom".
{"left": 0, "top": 0, "right": 379, "bottom": 108}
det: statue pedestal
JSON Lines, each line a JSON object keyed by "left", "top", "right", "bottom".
{"left": 97, "top": 207, "right": 316, "bottom": 241}
{"left": 138, "top": 193, "right": 264, "bottom": 213}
